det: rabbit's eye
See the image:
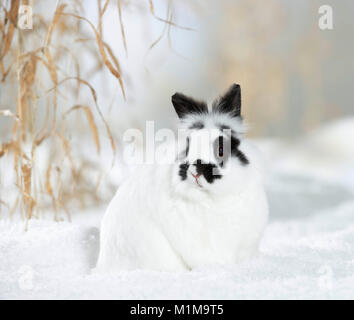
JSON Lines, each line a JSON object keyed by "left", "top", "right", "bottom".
{"left": 218, "top": 146, "right": 223, "bottom": 157}
{"left": 218, "top": 136, "right": 224, "bottom": 157}
{"left": 185, "top": 137, "right": 190, "bottom": 156}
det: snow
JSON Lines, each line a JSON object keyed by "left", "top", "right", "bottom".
{"left": 1, "top": 118, "right": 354, "bottom": 299}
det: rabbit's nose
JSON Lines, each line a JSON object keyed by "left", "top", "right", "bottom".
{"left": 193, "top": 159, "right": 212, "bottom": 175}
{"left": 193, "top": 159, "right": 204, "bottom": 173}
{"left": 193, "top": 160, "right": 221, "bottom": 183}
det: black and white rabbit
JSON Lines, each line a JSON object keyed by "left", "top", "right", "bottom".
{"left": 96, "top": 84, "right": 269, "bottom": 272}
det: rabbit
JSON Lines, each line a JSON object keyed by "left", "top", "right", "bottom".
{"left": 96, "top": 84, "right": 269, "bottom": 272}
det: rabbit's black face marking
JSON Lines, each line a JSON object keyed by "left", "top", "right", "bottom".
{"left": 185, "top": 137, "right": 190, "bottom": 157}
{"left": 193, "top": 160, "right": 221, "bottom": 183}
{"left": 215, "top": 127, "right": 249, "bottom": 166}
{"left": 177, "top": 137, "right": 190, "bottom": 161}
{"left": 214, "top": 135, "right": 229, "bottom": 167}
{"left": 218, "top": 124, "right": 232, "bottom": 132}
{"left": 189, "top": 121, "right": 204, "bottom": 130}
{"left": 179, "top": 162, "right": 189, "bottom": 181}
{"left": 231, "top": 136, "right": 249, "bottom": 165}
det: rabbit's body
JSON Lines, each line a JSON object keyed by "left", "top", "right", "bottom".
{"left": 97, "top": 147, "right": 268, "bottom": 272}
{"left": 97, "top": 84, "right": 269, "bottom": 272}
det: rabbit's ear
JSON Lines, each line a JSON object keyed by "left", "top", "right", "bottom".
{"left": 213, "top": 84, "right": 241, "bottom": 118}
{"left": 172, "top": 93, "right": 208, "bottom": 119}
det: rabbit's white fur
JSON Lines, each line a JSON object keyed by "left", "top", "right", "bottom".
{"left": 96, "top": 86, "right": 268, "bottom": 272}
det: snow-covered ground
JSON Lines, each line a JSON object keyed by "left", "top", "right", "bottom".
{"left": 1, "top": 119, "right": 354, "bottom": 300}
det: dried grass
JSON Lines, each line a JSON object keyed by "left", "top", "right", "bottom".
{"left": 65, "top": 105, "right": 101, "bottom": 154}
{"left": 0, "top": 0, "right": 185, "bottom": 223}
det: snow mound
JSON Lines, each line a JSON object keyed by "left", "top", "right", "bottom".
{"left": 1, "top": 199, "right": 354, "bottom": 299}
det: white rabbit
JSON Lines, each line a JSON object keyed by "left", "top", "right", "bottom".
{"left": 96, "top": 84, "right": 268, "bottom": 272}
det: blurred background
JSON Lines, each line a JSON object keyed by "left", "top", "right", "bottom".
{"left": 0, "top": 0, "right": 353, "bottom": 220}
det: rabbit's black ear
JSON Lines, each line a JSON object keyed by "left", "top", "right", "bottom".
{"left": 213, "top": 84, "right": 241, "bottom": 118}
{"left": 172, "top": 93, "right": 208, "bottom": 119}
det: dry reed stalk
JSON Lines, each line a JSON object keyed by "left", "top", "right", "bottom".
{"left": 59, "top": 12, "right": 126, "bottom": 99}
{"left": 148, "top": 0, "right": 193, "bottom": 31}
{"left": 21, "top": 162, "right": 35, "bottom": 221}
{"left": 65, "top": 104, "right": 101, "bottom": 154}
{"left": 42, "top": 76, "right": 116, "bottom": 162}
{"left": 98, "top": 0, "right": 110, "bottom": 37}
{"left": 0, "top": 0, "right": 20, "bottom": 60}
{"left": 117, "top": 0, "right": 127, "bottom": 56}
{"left": 0, "top": 0, "right": 184, "bottom": 223}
